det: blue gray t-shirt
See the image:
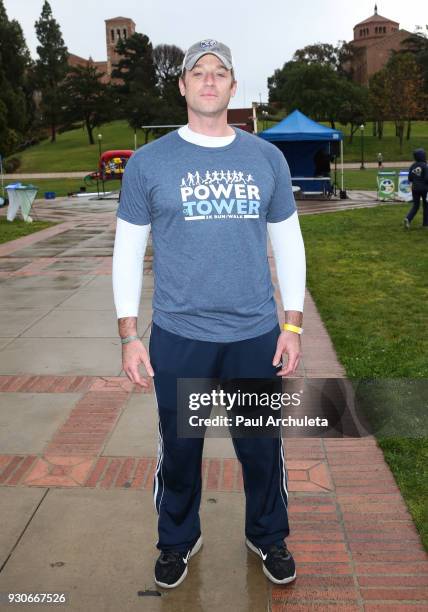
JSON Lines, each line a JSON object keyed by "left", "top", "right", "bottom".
{"left": 116, "top": 127, "right": 296, "bottom": 342}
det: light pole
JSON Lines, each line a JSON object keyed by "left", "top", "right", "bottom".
{"left": 359, "top": 124, "right": 365, "bottom": 170}
{"left": 97, "top": 133, "right": 105, "bottom": 194}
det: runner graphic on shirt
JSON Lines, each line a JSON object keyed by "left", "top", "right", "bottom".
{"left": 180, "top": 169, "right": 261, "bottom": 220}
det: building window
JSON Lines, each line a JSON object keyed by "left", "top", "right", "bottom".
{"left": 383, "top": 26, "right": 386, "bottom": 33}
{"left": 123, "top": 29, "right": 127, "bottom": 38}
{"left": 111, "top": 29, "right": 115, "bottom": 42}
{"left": 117, "top": 28, "right": 121, "bottom": 39}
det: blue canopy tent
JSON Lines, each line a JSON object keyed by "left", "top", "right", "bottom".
{"left": 258, "top": 110, "right": 344, "bottom": 197}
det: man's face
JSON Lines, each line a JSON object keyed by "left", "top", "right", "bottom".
{"left": 179, "top": 54, "right": 237, "bottom": 117}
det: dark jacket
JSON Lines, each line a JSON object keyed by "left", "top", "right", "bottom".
{"left": 408, "top": 148, "right": 428, "bottom": 191}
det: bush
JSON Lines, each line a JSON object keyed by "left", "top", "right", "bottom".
{"left": 58, "top": 122, "right": 82, "bottom": 134}
{"left": 16, "top": 137, "right": 42, "bottom": 152}
{"left": 4, "top": 157, "right": 21, "bottom": 173}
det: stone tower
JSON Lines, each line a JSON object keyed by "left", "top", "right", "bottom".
{"left": 105, "top": 17, "right": 136, "bottom": 77}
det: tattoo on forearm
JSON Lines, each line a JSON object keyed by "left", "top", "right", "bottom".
{"left": 118, "top": 317, "right": 138, "bottom": 338}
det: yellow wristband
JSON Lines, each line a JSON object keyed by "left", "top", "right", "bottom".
{"left": 283, "top": 323, "right": 303, "bottom": 335}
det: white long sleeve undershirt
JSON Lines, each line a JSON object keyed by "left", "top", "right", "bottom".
{"left": 112, "top": 124, "right": 306, "bottom": 319}
{"left": 267, "top": 212, "right": 306, "bottom": 311}
{"left": 112, "top": 218, "right": 150, "bottom": 319}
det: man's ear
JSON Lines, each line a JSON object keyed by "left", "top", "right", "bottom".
{"left": 178, "top": 77, "right": 186, "bottom": 97}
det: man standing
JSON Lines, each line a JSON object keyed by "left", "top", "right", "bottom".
{"left": 112, "top": 40, "right": 306, "bottom": 589}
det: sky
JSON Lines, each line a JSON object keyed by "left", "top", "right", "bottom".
{"left": 4, "top": 0, "right": 426, "bottom": 108}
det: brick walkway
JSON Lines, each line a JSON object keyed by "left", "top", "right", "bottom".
{"left": 0, "top": 196, "right": 427, "bottom": 611}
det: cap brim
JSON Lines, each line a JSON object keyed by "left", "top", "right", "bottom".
{"left": 184, "top": 51, "right": 232, "bottom": 72}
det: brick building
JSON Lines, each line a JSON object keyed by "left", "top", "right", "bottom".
{"left": 68, "top": 17, "right": 136, "bottom": 82}
{"left": 67, "top": 53, "right": 109, "bottom": 83}
{"left": 349, "top": 5, "right": 412, "bottom": 85}
{"left": 227, "top": 108, "right": 254, "bottom": 132}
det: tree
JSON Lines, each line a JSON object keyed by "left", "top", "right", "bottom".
{"left": 0, "top": 0, "right": 32, "bottom": 154}
{"left": 369, "top": 53, "right": 425, "bottom": 151}
{"left": 293, "top": 42, "right": 340, "bottom": 67}
{"left": 398, "top": 26, "right": 428, "bottom": 137}
{"left": 111, "top": 32, "right": 160, "bottom": 136}
{"left": 401, "top": 26, "right": 428, "bottom": 93}
{"left": 112, "top": 32, "right": 157, "bottom": 96}
{"left": 153, "top": 44, "right": 187, "bottom": 124}
{"left": 335, "top": 80, "right": 370, "bottom": 143}
{"left": 385, "top": 53, "right": 426, "bottom": 151}
{"left": 268, "top": 61, "right": 367, "bottom": 128}
{"left": 336, "top": 41, "right": 361, "bottom": 80}
{"left": 153, "top": 44, "right": 184, "bottom": 91}
{"left": 292, "top": 41, "right": 358, "bottom": 80}
{"left": 369, "top": 70, "right": 389, "bottom": 139}
{"left": 34, "top": 1, "right": 68, "bottom": 142}
{"left": 62, "top": 65, "right": 112, "bottom": 144}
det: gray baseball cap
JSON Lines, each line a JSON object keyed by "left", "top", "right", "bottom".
{"left": 182, "top": 39, "right": 233, "bottom": 73}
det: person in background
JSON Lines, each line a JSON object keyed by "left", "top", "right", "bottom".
{"left": 314, "top": 147, "right": 331, "bottom": 177}
{"left": 404, "top": 148, "right": 428, "bottom": 229}
{"left": 377, "top": 152, "right": 383, "bottom": 169}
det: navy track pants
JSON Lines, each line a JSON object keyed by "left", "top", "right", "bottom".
{"left": 149, "top": 322, "right": 289, "bottom": 552}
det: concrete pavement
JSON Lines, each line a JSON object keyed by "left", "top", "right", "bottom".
{"left": 0, "top": 195, "right": 427, "bottom": 611}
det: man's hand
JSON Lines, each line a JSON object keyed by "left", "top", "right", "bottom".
{"left": 272, "top": 331, "right": 302, "bottom": 377}
{"left": 122, "top": 339, "right": 154, "bottom": 388}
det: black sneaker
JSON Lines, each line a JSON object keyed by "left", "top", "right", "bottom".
{"left": 154, "top": 535, "right": 203, "bottom": 589}
{"left": 246, "top": 538, "right": 296, "bottom": 585}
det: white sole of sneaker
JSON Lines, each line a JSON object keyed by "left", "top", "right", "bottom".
{"left": 245, "top": 538, "right": 297, "bottom": 585}
{"left": 154, "top": 534, "right": 203, "bottom": 589}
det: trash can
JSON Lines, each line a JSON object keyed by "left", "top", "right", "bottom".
{"left": 397, "top": 171, "right": 412, "bottom": 202}
{"left": 377, "top": 171, "right": 396, "bottom": 201}
{"left": 5, "top": 183, "right": 38, "bottom": 222}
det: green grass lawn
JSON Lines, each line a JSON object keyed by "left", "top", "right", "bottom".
{"left": 337, "top": 167, "right": 407, "bottom": 191}
{"left": 259, "top": 120, "right": 428, "bottom": 163}
{"left": 300, "top": 204, "right": 428, "bottom": 549}
{"left": 340, "top": 134, "right": 428, "bottom": 163}
{"left": 6, "top": 120, "right": 428, "bottom": 173}
{"left": 1, "top": 179, "right": 122, "bottom": 199}
{"left": 10, "top": 121, "right": 152, "bottom": 173}
{"left": 0, "top": 216, "right": 57, "bottom": 245}
{"left": 31, "top": 178, "right": 122, "bottom": 199}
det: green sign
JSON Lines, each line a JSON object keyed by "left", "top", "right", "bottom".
{"left": 377, "top": 171, "right": 396, "bottom": 201}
